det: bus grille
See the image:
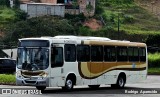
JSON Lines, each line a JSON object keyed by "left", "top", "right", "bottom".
{"left": 25, "top": 80, "right": 36, "bottom": 84}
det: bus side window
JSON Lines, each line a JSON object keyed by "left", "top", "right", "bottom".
{"left": 65, "top": 44, "right": 76, "bottom": 62}
{"left": 128, "top": 47, "right": 139, "bottom": 62}
{"left": 104, "top": 46, "right": 116, "bottom": 62}
{"left": 77, "top": 45, "right": 90, "bottom": 62}
{"left": 139, "top": 48, "right": 146, "bottom": 62}
{"left": 117, "top": 46, "right": 128, "bottom": 61}
{"left": 91, "top": 46, "right": 103, "bottom": 62}
{"left": 51, "top": 47, "right": 63, "bottom": 68}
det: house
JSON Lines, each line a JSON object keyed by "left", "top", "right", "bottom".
{"left": 18, "top": 0, "right": 96, "bottom": 17}
{"left": 78, "top": 0, "right": 96, "bottom": 16}
{"left": 20, "top": 3, "right": 65, "bottom": 18}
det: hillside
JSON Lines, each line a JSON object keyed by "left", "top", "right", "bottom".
{"left": 0, "top": 0, "right": 160, "bottom": 47}
{"left": 135, "top": 0, "right": 160, "bottom": 19}
{"left": 98, "top": 0, "right": 160, "bottom": 34}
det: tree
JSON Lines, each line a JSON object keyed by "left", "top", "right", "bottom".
{"left": 14, "top": 0, "right": 20, "bottom": 8}
{"left": 0, "top": 0, "right": 10, "bottom": 7}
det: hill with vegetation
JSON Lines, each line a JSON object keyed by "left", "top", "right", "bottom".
{"left": 0, "top": 0, "right": 160, "bottom": 48}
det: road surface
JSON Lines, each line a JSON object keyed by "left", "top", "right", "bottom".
{"left": 0, "top": 75, "right": 160, "bottom": 97}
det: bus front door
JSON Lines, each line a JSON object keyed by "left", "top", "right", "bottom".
{"left": 50, "top": 46, "right": 64, "bottom": 87}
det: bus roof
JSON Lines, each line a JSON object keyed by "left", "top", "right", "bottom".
{"left": 19, "top": 35, "right": 146, "bottom": 47}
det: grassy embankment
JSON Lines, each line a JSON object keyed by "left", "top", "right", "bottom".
{"left": 0, "top": 6, "right": 16, "bottom": 25}
{"left": 148, "top": 53, "right": 160, "bottom": 74}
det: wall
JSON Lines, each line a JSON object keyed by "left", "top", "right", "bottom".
{"left": 40, "top": 0, "right": 57, "bottom": 4}
{"left": 20, "top": 3, "right": 65, "bottom": 18}
{"left": 65, "top": 9, "right": 80, "bottom": 15}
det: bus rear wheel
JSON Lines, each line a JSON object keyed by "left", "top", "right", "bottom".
{"left": 111, "top": 75, "right": 126, "bottom": 89}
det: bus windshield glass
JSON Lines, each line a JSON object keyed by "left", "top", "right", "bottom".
{"left": 17, "top": 48, "right": 49, "bottom": 70}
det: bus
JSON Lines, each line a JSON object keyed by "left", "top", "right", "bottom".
{"left": 16, "top": 36, "right": 147, "bottom": 91}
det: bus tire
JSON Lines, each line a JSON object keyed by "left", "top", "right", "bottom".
{"left": 111, "top": 74, "right": 126, "bottom": 89}
{"left": 88, "top": 85, "right": 100, "bottom": 89}
{"left": 36, "top": 86, "right": 46, "bottom": 91}
{"left": 62, "top": 78, "right": 74, "bottom": 91}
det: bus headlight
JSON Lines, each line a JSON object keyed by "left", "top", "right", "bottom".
{"left": 38, "top": 74, "right": 48, "bottom": 80}
{"left": 42, "top": 73, "right": 48, "bottom": 78}
{"left": 16, "top": 70, "right": 23, "bottom": 79}
{"left": 38, "top": 73, "right": 48, "bottom": 80}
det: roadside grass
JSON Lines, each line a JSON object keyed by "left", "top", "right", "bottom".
{"left": 0, "top": 74, "right": 16, "bottom": 85}
{"left": 148, "top": 53, "right": 160, "bottom": 68}
{"left": 0, "top": 6, "right": 16, "bottom": 24}
{"left": 148, "top": 68, "right": 160, "bottom": 75}
{"left": 148, "top": 53, "right": 160, "bottom": 75}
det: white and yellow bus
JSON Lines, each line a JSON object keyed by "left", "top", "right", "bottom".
{"left": 16, "top": 36, "right": 147, "bottom": 91}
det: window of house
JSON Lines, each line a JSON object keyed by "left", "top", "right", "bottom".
{"left": 57, "top": 0, "right": 65, "bottom": 3}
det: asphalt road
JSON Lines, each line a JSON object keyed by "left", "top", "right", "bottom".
{"left": 0, "top": 75, "right": 160, "bottom": 97}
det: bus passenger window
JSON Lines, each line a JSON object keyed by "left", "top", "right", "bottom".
{"left": 104, "top": 46, "right": 116, "bottom": 62}
{"left": 117, "top": 47, "right": 128, "bottom": 61}
{"left": 91, "top": 46, "right": 103, "bottom": 62}
{"left": 139, "top": 48, "right": 146, "bottom": 62}
{"left": 77, "top": 45, "right": 90, "bottom": 62}
{"left": 128, "top": 47, "right": 134, "bottom": 61}
{"left": 128, "top": 47, "right": 139, "bottom": 62}
{"left": 51, "top": 47, "right": 63, "bottom": 68}
{"left": 65, "top": 44, "right": 76, "bottom": 62}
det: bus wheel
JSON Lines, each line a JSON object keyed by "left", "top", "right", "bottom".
{"left": 63, "top": 78, "right": 74, "bottom": 91}
{"left": 117, "top": 75, "right": 126, "bottom": 88}
{"left": 36, "top": 86, "right": 46, "bottom": 91}
{"left": 88, "top": 85, "right": 100, "bottom": 89}
{"left": 112, "top": 75, "right": 126, "bottom": 89}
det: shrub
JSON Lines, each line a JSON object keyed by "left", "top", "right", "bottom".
{"left": 3, "top": 16, "right": 75, "bottom": 42}
{"left": 123, "top": 14, "right": 134, "bottom": 23}
{"left": 0, "top": 0, "right": 10, "bottom": 7}
{"left": 14, "top": 9, "right": 28, "bottom": 21}
{"left": 148, "top": 53, "right": 160, "bottom": 68}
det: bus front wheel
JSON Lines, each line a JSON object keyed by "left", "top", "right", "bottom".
{"left": 62, "top": 78, "right": 74, "bottom": 91}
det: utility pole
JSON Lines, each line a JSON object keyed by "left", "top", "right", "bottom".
{"left": 117, "top": 0, "right": 120, "bottom": 40}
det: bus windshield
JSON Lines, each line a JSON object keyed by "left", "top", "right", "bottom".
{"left": 17, "top": 48, "right": 49, "bottom": 70}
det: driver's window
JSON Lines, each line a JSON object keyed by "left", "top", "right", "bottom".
{"left": 51, "top": 47, "right": 63, "bottom": 68}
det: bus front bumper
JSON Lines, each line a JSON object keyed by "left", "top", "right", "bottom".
{"left": 16, "top": 77, "right": 49, "bottom": 87}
